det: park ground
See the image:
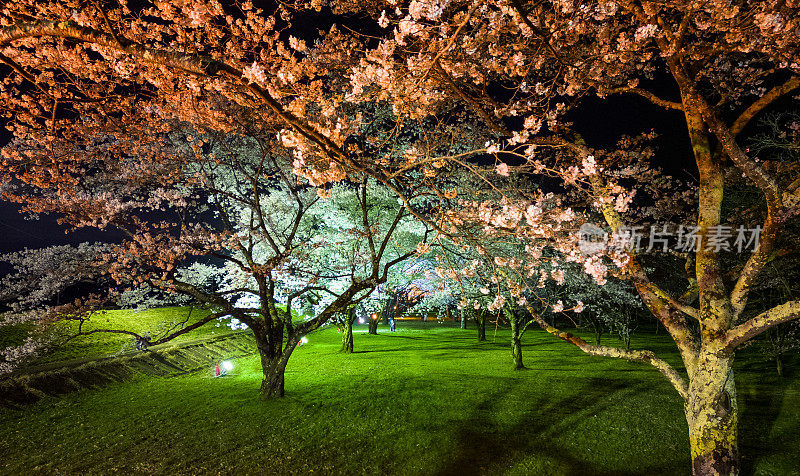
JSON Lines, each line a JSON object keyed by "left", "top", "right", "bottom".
{"left": 1, "top": 311, "right": 799, "bottom": 475}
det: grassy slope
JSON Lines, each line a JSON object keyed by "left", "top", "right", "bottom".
{"left": 0, "top": 323, "right": 798, "bottom": 475}
{"left": 1, "top": 307, "right": 244, "bottom": 367}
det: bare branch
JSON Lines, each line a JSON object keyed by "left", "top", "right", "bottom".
{"left": 149, "top": 312, "right": 227, "bottom": 346}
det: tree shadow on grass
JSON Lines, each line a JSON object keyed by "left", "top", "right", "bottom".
{"left": 434, "top": 377, "right": 686, "bottom": 476}
{"left": 737, "top": 362, "right": 798, "bottom": 475}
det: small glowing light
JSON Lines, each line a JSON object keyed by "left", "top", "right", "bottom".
{"left": 371, "top": 313, "right": 378, "bottom": 320}
{"left": 221, "top": 360, "right": 234, "bottom": 372}
{"left": 300, "top": 336, "right": 309, "bottom": 345}
{"left": 359, "top": 318, "right": 365, "bottom": 324}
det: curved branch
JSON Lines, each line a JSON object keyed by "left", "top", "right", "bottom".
{"left": 724, "top": 300, "right": 800, "bottom": 351}
{"left": 731, "top": 75, "right": 800, "bottom": 136}
{"left": 730, "top": 212, "right": 781, "bottom": 318}
{"left": 525, "top": 304, "right": 689, "bottom": 400}
{"left": 689, "top": 88, "right": 783, "bottom": 207}
{"left": 149, "top": 311, "right": 227, "bottom": 346}
{"left": 598, "top": 202, "right": 699, "bottom": 320}
{"left": 605, "top": 86, "right": 683, "bottom": 111}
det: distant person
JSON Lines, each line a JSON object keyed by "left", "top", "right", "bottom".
{"left": 134, "top": 333, "right": 150, "bottom": 351}
{"left": 389, "top": 316, "right": 396, "bottom": 332}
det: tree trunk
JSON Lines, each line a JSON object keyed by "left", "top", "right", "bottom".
{"left": 253, "top": 322, "right": 295, "bottom": 400}
{"left": 381, "top": 295, "right": 396, "bottom": 324}
{"left": 460, "top": 309, "right": 467, "bottom": 329}
{"left": 368, "top": 314, "right": 379, "bottom": 335}
{"left": 260, "top": 354, "right": 287, "bottom": 398}
{"left": 341, "top": 316, "right": 354, "bottom": 353}
{"left": 685, "top": 353, "right": 739, "bottom": 476}
{"left": 509, "top": 315, "right": 525, "bottom": 370}
{"left": 477, "top": 311, "right": 486, "bottom": 342}
{"left": 776, "top": 354, "right": 783, "bottom": 377}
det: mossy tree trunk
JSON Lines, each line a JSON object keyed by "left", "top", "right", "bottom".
{"left": 259, "top": 352, "right": 288, "bottom": 398}
{"left": 460, "top": 309, "right": 467, "bottom": 329}
{"left": 681, "top": 82, "right": 740, "bottom": 476}
{"left": 685, "top": 353, "right": 738, "bottom": 475}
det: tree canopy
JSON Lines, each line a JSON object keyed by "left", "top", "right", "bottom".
{"left": 1, "top": 1, "right": 799, "bottom": 473}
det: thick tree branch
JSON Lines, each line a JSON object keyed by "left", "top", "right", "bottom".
{"left": 731, "top": 75, "right": 800, "bottom": 136}
{"left": 293, "top": 281, "right": 374, "bottom": 336}
{"left": 729, "top": 212, "right": 781, "bottom": 318}
{"left": 606, "top": 86, "right": 683, "bottom": 111}
{"left": 689, "top": 89, "right": 783, "bottom": 207}
{"left": 724, "top": 300, "right": 800, "bottom": 351}
{"left": 595, "top": 200, "right": 699, "bottom": 372}
{"left": 598, "top": 202, "right": 699, "bottom": 320}
{"left": 525, "top": 304, "right": 689, "bottom": 400}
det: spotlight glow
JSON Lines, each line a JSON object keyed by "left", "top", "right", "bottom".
{"left": 221, "top": 360, "right": 234, "bottom": 372}
{"left": 300, "top": 336, "right": 309, "bottom": 345}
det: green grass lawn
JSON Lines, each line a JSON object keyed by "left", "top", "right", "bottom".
{"left": 1, "top": 322, "right": 798, "bottom": 475}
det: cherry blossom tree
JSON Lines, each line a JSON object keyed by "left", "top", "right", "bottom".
{"left": 322, "top": 3, "right": 800, "bottom": 473}
{"left": 272, "top": 180, "right": 427, "bottom": 354}
{"left": 1, "top": 1, "right": 800, "bottom": 472}
{"left": 0, "top": 242, "right": 109, "bottom": 314}
{"left": 0, "top": 242, "right": 110, "bottom": 372}
{"left": 1, "top": 124, "right": 423, "bottom": 397}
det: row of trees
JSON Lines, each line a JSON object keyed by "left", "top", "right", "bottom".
{"left": 1, "top": 1, "right": 799, "bottom": 474}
